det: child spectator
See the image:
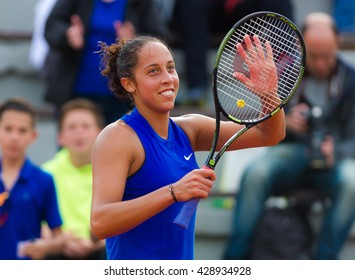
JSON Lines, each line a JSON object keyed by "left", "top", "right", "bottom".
{"left": 0, "top": 98, "right": 63, "bottom": 260}
{"left": 42, "top": 98, "right": 105, "bottom": 259}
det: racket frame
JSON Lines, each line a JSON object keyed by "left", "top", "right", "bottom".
{"left": 174, "top": 11, "right": 306, "bottom": 228}
{"left": 205, "top": 11, "right": 306, "bottom": 169}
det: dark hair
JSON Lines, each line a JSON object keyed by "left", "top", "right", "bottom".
{"left": 98, "top": 35, "right": 171, "bottom": 107}
{"left": 0, "top": 98, "right": 37, "bottom": 128}
{"left": 58, "top": 98, "right": 105, "bottom": 131}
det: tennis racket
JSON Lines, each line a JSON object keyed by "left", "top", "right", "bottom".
{"left": 174, "top": 11, "right": 306, "bottom": 229}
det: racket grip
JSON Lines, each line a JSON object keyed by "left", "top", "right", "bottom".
{"left": 173, "top": 198, "right": 200, "bottom": 228}
{"left": 174, "top": 165, "right": 213, "bottom": 228}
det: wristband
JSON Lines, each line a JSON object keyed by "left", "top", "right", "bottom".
{"left": 168, "top": 184, "right": 178, "bottom": 202}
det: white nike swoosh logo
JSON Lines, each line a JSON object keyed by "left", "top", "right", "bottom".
{"left": 184, "top": 153, "right": 193, "bottom": 160}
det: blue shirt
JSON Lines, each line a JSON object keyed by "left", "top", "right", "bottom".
{"left": 105, "top": 108, "right": 199, "bottom": 260}
{"left": 74, "top": 0, "right": 127, "bottom": 96}
{"left": 0, "top": 159, "right": 62, "bottom": 260}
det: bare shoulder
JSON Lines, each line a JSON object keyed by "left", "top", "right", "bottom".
{"left": 173, "top": 113, "right": 214, "bottom": 127}
{"left": 173, "top": 114, "right": 205, "bottom": 133}
{"left": 172, "top": 114, "right": 216, "bottom": 150}
{"left": 94, "top": 120, "right": 136, "bottom": 144}
{"left": 92, "top": 120, "right": 140, "bottom": 158}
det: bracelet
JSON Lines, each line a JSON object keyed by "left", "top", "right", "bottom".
{"left": 168, "top": 184, "right": 178, "bottom": 202}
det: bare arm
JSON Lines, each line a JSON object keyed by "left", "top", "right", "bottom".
{"left": 175, "top": 110, "right": 285, "bottom": 153}
{"left": 90, "top": 122, "right": 216, "bottom": 239}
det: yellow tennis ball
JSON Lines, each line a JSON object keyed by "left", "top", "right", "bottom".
{"left": 237, "top": 99, "right": 245, "bottom": 108}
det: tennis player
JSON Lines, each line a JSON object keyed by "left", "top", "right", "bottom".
{"left": 90, "top": 35, "right": 285, "bottom": 260}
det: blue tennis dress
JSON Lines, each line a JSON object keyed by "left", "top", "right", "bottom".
{"left": 105, "top": 108, "right": 200, "bottom": 260}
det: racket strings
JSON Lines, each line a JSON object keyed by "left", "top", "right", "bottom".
{"left": 217, "top": 45, "right": 279, "bottom": 116}
{"left": 216, "top": 66, "right": 277, "bottom": 117}
{"left": 217, "top": 56, "right": 280, "bottom": 120}
{"left": 216, "top": 15, "right": 303, "bottom": 122}
{"left": 240, "top": 18, "right": 301, "bottom": 90}
{"left": 217, "top": 48, "right": 279, "bottom": 119}
{"left": 226, "top": 33, "right": 301, "bottom": 97}
{"left": 248, "top": 17, "right": 303, "bottom": 95}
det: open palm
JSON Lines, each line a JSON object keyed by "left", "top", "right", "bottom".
{"left": 233, "top": 35, "right": 279, "bottom": 110}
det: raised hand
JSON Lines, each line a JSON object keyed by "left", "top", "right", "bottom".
{"left": 66, "top": 14, "right": 85, "bottom": 50}
{"left": 234, "top": 35, "right": 279, "bottom": 109}
{"left": 114, "top": 20, "right": 136, "bottom": 40}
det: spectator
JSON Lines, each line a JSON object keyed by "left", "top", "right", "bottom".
{"left": 90, "top": 35, "right": 285, "bottom": 260}
{"left": 224, "top": 12, "right": 355, "bottom": 260}
{"left": 0, "top": 98, "right": 63, "bottom": 260}
{"left": 43, "top": 0, "right": 169, "bottom": 124}
{"left": 42, "top": 98, "right": 105, "bottom": 259}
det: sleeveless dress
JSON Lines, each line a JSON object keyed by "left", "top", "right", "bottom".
{"left": 105, "top": 108, "right": 200, "bottom": 260}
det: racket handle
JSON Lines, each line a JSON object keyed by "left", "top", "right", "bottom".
{"left": 173, "top": 165, "right": 212, "bottom": 229}
{"left": 173, "top": 198, "right": 200, "bottom": 229}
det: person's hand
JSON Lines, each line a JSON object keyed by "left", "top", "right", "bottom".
{"left": 63, "top": 233, "right": 98, "bottom": 259}
{"left": 171, "top": 169, "right": 216, "bottom": 202}
{"left": 320, "top": 135, "right": 335, "bottom": 168}
{"left": 286, "top": 103, "right": 310, "bottom": 133}
{"left": 234, "top": 34, "right": 279, "bottom": 108}
{"left": 66, "top": 14, "right": 85, "bottom": 50}
{"left": 114, "top": 20, "right": 136, "bottom": 40}
{"left": 21, "top": 239, "right": 50, "bottom": 260}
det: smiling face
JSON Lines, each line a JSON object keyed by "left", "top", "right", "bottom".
{"left": 121, "top": 41, "right": 179, "bottom": 113}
